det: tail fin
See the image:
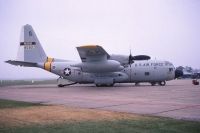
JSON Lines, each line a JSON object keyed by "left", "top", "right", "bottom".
{"left": 16, "top": 24, "right": 47, "bottom": 63}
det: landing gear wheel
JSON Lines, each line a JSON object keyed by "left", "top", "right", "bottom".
{"left": 107, "top": 83, "right": 114, "bottom": 87}
{"left": 96, "top": 84, "right": 114, "bottom": 87}
{"left": 135, "top": 82, "right": 140, "bottom": 86}
{"left": 159, "top": 81, "right": 166, "bottom": 86}
{"left": 151, "top": 82, "right": 156, "bottom": 86}
{"left": 96, "top": 84, "right": 101, "bottom": 87}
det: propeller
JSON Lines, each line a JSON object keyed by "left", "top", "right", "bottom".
{"left": 128, "top": 47, "right": 151, "bottom": 65}
{"left": 128, "top": 49, "right": 132, "bottom": 64}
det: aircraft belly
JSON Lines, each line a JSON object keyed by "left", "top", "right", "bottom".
{"left": 95, "top": 78, "right": 113, "bottom": 85}
{"left": 82, "top": 72, "right": 129, "bottom": 84}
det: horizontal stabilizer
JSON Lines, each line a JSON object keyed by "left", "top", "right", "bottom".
{"left": 5, "top": 60, "right": 37, "bottom": 67}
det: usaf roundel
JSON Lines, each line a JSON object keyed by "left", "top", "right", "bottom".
{"left": 64, "top": 68, "right": 71, "bottom": 76}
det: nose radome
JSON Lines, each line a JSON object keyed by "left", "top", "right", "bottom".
{"left": 175, "top": 69, "right": 183, "bottom": 79}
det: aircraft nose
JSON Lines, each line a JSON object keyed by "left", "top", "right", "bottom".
{"left": 175, "top": 69, "right": 183, "bottom": 79}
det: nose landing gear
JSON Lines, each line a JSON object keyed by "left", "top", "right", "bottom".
{"left": 158, "top": 81, "right": 166, "bottom": 86}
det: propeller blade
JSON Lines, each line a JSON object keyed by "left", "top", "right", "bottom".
{"left": 128, "top": 54, "right": 132, "bottom": 64}
{"left": 128, "top": 48, "right": 132, "bottom": 64}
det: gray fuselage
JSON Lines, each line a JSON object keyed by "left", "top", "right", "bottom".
{"left": 43, "top": 60, "right": 175, "bottom": 85}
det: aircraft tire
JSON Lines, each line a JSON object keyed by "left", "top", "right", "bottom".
{"left": 151, "top": 82, "right": 156, "bottom": 86}
{"left": 135, "top": 82, "right": 140, "bottom": 86}
{"left": 159, "top": 81, "right": 166, "bottom": 86}
{"left": 107, "top": 83, "right": 114, "bottom": 87}
{"left": 96, "top": 84, "right": 101, "bottom": 87}
{"left": 96, "top": 84, "right": 114, "bottom": 87}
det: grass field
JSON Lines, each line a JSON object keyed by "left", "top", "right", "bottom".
{"left": 0, "top": 99, "right": 43, "bottom": 109}
{"left": 0, "top": 79, "right": 57, "bottom": 87}
{"left": 0, "top": 99, "right": 200, "bottom": 133}
{"left": 1, "top": 119, "right": 200, "bottom": 133}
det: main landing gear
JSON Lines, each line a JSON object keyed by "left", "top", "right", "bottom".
{"left": 95, "top": 84, "right": 114, "bottom": 87}
{"left": 158, "top": 81, "right": 166, "bottom": 86}
{"left": 151, "top": 81, "right": 166, "bottom": 86}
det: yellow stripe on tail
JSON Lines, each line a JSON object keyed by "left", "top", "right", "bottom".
{"left": 44, "top": 57, "right": 54, "bottom": 71}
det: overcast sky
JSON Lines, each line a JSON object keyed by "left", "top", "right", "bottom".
{"left": 0, "top": 0, "right": 200, "bottom": 79}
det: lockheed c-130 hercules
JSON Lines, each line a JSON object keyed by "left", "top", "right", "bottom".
{"left": 6, "top": 24, "right": 183, "bottom": 87}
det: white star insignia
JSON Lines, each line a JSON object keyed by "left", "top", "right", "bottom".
{"left": 64, "top": 68, "right": 71, "bottom": 76}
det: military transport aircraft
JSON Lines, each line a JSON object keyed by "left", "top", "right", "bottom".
{"left": 6, "top": 24, "right": 183, "bottom": 87}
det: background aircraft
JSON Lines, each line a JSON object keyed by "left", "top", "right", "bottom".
{"left": 6, "top": 25, "right": 183, "bottom": 87}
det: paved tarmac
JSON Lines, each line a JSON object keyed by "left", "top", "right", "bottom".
{"left": 0, "top": 79, "right": 200, "bottom": 121}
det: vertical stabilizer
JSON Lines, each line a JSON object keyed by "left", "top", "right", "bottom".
{"left": 17, "top": 24, "right": 47, "bottom": 63}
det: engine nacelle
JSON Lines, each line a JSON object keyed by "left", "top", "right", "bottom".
{"left": 109, "top": 55, "right": 129, "bottom": 65}
{"left": 110, "top": 54, "right": 151, "bottom": 65}
{"left": 73, "top": 60, "right": 123, "bottom": 73}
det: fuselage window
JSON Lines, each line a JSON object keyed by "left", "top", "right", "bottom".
{"left": 145, "top": 72, "right": 150, "bottom": 76}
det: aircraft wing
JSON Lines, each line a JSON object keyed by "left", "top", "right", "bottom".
{"left": 76, "top": 45, "right": 110, "bottom": 62}
{"left": 75, "top": 45, "right": 123, "bottom": 73}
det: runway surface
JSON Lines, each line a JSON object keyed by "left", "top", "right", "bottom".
{"left": 0, "top": 80, "right": 200, "bottom": 121}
